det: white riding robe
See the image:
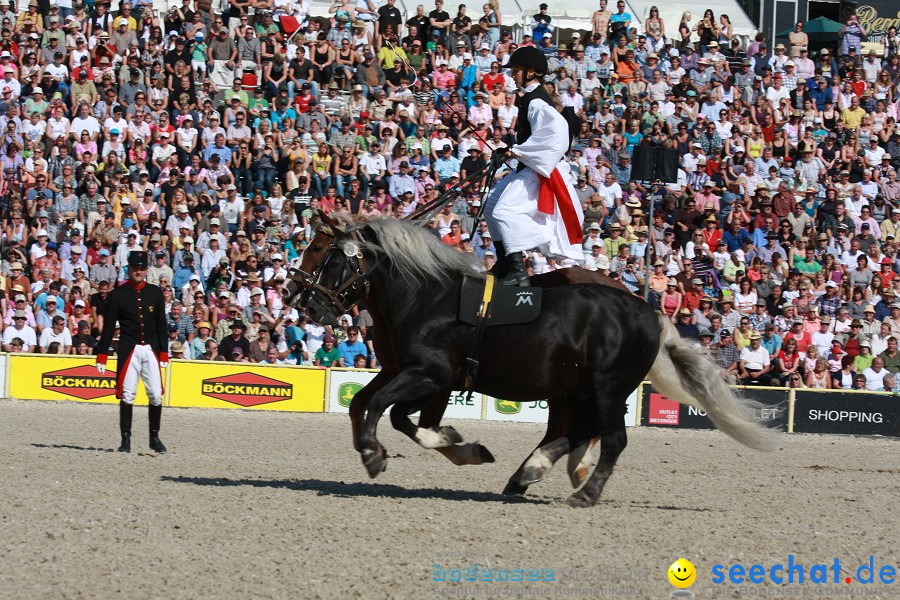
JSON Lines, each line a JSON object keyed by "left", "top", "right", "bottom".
{"left": 484, "top": 89, "right": 584, "bottom": 262}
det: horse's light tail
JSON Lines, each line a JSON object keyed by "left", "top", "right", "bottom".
{"left": 647, "top": 315, "right": 780, "bottom": 451}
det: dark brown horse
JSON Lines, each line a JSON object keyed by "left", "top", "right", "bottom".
{"left": 290, "top": 213, "right": 628, "bottom": 491}
{"left": 288, "top": 218, "right": 777, "bottom": 506}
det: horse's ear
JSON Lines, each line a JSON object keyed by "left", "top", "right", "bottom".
{"left": 319, "top": 209, "right": 338, "bottom": 229}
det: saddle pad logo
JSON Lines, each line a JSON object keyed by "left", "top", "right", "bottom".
{"left": 338, "top": 382, "right": 364, "bottom": 408}
{"left": 201, "top": 372, "right": 293, "bottom": 407}
{"left": 515, "top": 292, "right": 534, "bottom": 306}
{"left": 42, "top": 365, "right": 117, "bottom": 400}
{"left": 495, "top": 399, "right": 521, "bottom": 414}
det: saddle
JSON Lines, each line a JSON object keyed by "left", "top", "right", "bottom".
{"left": 459, "top": 274, "right": 542, "bottom": 327}
{"left": 460, "top": 274, "right": 542, "bottom": 390}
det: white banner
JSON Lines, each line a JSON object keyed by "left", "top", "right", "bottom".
{"left": 483, "top": 389, "right": 639, "bottom": 426}
{"left": 0, "top": 353, "right": 8, "bottom": 398}
{"left": 328, "top": 369, "right": 378, "bottom": 414}
{"left": 327, "top": 369, "right": 483, "bottom": 420}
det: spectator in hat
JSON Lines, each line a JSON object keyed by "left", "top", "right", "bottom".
{"left": 219, "top": 318, "right": 251, "bottom": 360}
{"left": 739, "top": 331, "right": 775, "bottom": 385}
{"left": 853, "top": 340, "right": 875, "bottom": 373}
{"left": 3, "top": 310, "right": 37, "bottom": 353}
{"left": 714, "top": 328, "right": 741, "bottom": 379}
{"left": 674, "top": 307, "right": 699, "bottom": 339}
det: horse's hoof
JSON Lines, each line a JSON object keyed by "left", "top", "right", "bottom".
{"left": 518, "top": 466, "right": 545, "bottom": 486}
{"left": 440, "top": 425, "right": 464, "bottom": 444}
{"left": 475, "top": 444, "right": 495, "bottom": 463}
{"left": 566, "top": 491, "right": 596, "bottom": 508}
{"left": 362, "top": 447, "right": 387, "bottom": 478}
{"left": 502, "top": 480, "right": 528, "bottom": 495}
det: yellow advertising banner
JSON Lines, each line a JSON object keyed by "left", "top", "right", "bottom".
{"left": 8, "top": 355, "right": 151, "bottom": 405}
{"left": 167, "top": 360, "right": 326, "bottom": 412}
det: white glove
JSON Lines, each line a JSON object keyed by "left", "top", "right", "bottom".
{"left": 96, "top": 363, "right": 106, "bottom": 375}
{"left": 159, "top": 362, "right": 169, "bottom": 368}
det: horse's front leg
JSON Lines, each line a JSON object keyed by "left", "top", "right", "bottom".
{"left": 348, "top": 369, "right": 396, "bottom": 452}
{"left": 388, "top": 395, "right": 495, "bottom": 466}
{"left": 358, "top": 368, "right": 447, "bottom": 478}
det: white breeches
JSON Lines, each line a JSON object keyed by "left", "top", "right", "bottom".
{"left": 120, "top": 344, "right": 163, "bottom": 406}
{"left": 483, "top": 162, "right": 585, "bottom": 263}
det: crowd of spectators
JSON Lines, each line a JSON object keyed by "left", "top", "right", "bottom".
{"left": 4, "top": 0, "right": 900, "bottom": 390}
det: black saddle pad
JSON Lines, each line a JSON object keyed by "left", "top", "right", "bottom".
{"left": 459, "top": 275, "right": 542, "bottom": 327}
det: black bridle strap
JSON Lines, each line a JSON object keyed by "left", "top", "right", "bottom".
{"left": 297, "top": 228, "right": 390, "bottom": 317}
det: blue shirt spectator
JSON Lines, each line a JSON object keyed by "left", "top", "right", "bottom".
{"left": 337, "top": 328, "right": 368, "bottom": 365}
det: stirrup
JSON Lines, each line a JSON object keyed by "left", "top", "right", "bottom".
{"left": 495, "top": 271, "right": 530, "bottom": 286}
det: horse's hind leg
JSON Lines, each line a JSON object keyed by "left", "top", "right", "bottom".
{"left": 502, "top": 395, "right": 588, "bottom": 495}
{"left": 566, "top": 392, "right": 628, "bottom": 508}
{"left": 567, "top": 437, "right": 599, "bottom": 489}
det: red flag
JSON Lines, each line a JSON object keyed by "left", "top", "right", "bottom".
{"left": 280, "top": 16, "right": 301, "bottom": 35}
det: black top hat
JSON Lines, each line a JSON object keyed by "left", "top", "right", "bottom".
{"left": 127, "top": 251, "right": 148, "bottom": 268}
{"left": 506, "top": 46, "right": 548, "bottom": 75}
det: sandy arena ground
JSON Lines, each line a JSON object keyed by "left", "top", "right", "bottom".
{"left": 0, "top": 399, "right": 898, "bottom": 600}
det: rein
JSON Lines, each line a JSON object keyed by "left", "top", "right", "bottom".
{"left": 403, "top": 146, "right": 507, "bottom": 227}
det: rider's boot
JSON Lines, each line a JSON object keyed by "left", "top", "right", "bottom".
{"left": 148, "top": 404, "right": 167, "bottom": 453}
{"left": 496, "top": 251, "right": 530, "bottom": 287}
{"left": 489, "top": 240, "right": 509, "bottom": 278}
{"left": 118, "top": 401, "right": 132, "bottom": 453}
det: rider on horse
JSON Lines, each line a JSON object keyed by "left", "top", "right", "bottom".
{"left": 484, "top": 46, "right": 585, "bottom": 286}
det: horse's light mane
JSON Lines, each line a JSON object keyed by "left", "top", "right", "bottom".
{"left": 357, "top": 219, "right": 484, "bottom": 283}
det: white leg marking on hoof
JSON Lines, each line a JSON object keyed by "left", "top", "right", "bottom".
{"left": 414, "top": 427, "right": 450, "bottom": 449}
{"left": 523, "top": 449, "right": 553, "bottom": 475}
{"left": 567, "top": 442, "right": 593, "bottom": 487}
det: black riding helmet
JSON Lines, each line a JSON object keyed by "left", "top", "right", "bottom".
{"left": 506, "top": 46, "right": 548, "bottom": 75}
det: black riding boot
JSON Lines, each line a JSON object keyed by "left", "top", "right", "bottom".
{"left": 118, "top": 401, "right": 132, "bottom": 453}
{"left": 496, "top": 251, "right": 530, "bottom": 287}
{"left": 489, "top": 240, "right": 509, "bottom": 278}
{"left": 148, "top": 404, "right": 167, "bottom": 453}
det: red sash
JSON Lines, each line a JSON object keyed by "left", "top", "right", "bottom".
{"left": 537, "top": 168, "right": 583, "bottom": 245}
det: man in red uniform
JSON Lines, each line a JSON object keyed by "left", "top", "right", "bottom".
{"left": 96, "top": 251, "right": 169, "bottom": 453}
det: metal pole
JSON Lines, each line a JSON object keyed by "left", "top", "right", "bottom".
{"left": 643, "top": 189, "right": 654, "bottom": 302}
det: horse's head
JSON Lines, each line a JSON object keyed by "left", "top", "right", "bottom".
{"left": 291, "top": 213, "right": 374, "bottom": 325}
{"left": 297, "top": 211, "right": 340, "bottom": 277}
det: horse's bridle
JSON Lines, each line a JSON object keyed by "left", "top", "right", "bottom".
{"left": 289, "top": 227, "right": 383, "bottom": 317}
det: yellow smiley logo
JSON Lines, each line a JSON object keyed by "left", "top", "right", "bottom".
{"left": 668, "top": 558, "right": 697, "bottom": 588}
